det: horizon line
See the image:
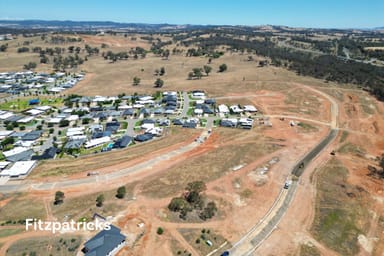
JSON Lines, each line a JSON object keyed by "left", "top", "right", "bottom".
{"left": 0, "top": 18, "right": 382, "bottom": 30}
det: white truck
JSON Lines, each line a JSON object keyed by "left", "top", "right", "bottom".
{"left": 284, "top": 180, "right": 292, "bottom": 189}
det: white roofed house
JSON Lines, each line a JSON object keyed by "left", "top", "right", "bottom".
{"left": 17, "top": 116, "right": 35, "bottom": 124}
{"left": 218, "top": 104, "right": 230, "bottom": 114}
{"left": 0, "top": 160, "right": 37, "bottom": 179}
{"left": 239, "top": 118, "right": 254, "bottom": 129}
{"left": 243, "top": 105, "right": 258, "bottom": 112}
{"left": 0, "top": 111, "right": 14, "bottom": 120}
{"left": 66, "top": 127, "right": 85, "bottom": 137}
{"left": 192, "top": 91, "right": 206, "bottom": 99}
{"left": 25, "top": 109, "right": 44, "bottom": 116}
{"left": 84, "top": 136, "right": 111, "bottom": 149}
{"left": 194, "top": 108, "right": 204, "bottom": 115}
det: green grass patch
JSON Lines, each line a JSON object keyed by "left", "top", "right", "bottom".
{"left": 297, "top": 122, "right": 319, "bottom": 132}
{"left": 239, "top": 189, "right": 253, "bottom": 199}
{"left": 0, "top": 196, "right": 46, "bottom": 224}
{"left": 6, "top": 235, "right": 82, "bottom": 256}
{"left": 299, "top": 243, "right": 321, "bottom": 256}
{"left": 338, "top": 142, "right": 366, "bottom": 156}
{"left": 0, "top": 228, "right": 24, "bottom": 238}
{"left": 213, "top": 119, "right": 221, "bottom": 127}
{"left": 339, "top": 130, "right": 349, "bottom": 143}
{"left": 134, "top": 120, "right": 142, "bottom": 127}
{"left": 311, "top": 159, "right": 370, "bottom": 256}
{"left": 187, "top": 107, "right": 194, "bottom": 116}
{"left": 120, "top": 121, "right": 128, "bottom": 129}
{"left": 0, "top": 96, "right": 63, "bottom": 112}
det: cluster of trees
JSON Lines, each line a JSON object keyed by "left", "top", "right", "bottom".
{"left": 0, "top": 43, "right": 8, "bottom": 52}
{"left": 185, "top": 47, "right": 224, "bottom": 58}
{"left": 23, "top": 62, "right": 37, "bottom": 70}
{"left": 53, "top": 54, "right": 85, "bottom": 71}
{"left": 154, "top": 67, "right": 166, "bottom": 76}
{"left": 17, "top": 47, "right": 30, "bottom": 53}
{"left": 50, "top": 36, "right": 81, "bottom": 44}
{"left": 181, "top": 34, "right": 384, "bottom": 101}
{"left": 188, "top": 65, "right": 212, "bottom": 80}
{"left": 67, "top": 46, "right": 82, "bottom": 54}
{"left": 102, "top": 47, "right": 147, "bottom": 62}
{"left": 168, "top": 181, "right": 217, "bottom": 220}
{"left": 84, "top": 44, "right": 99, "bottom": 55}
{"left": 102, "top": 51, "right": 129, "bottom": 62}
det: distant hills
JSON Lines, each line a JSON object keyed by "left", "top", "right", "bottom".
{"left": 0, "top": 19, "right": 215, "bottom": 32}
{"left": 0, "top": 19, "right": 382, "bottom": 32}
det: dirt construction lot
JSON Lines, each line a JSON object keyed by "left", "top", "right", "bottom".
{"left": 0, "top": 34, "right": 383, "bottom": 256}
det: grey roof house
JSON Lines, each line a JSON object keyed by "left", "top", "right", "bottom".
{"left": 82, "top": 225, "right": 126, "bottom": 256}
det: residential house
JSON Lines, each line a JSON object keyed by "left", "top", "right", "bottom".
{"left": 81, "top": 225, "right": 126, "bottom": 256}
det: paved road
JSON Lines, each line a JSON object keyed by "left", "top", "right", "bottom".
{"left": 125, "top": 118, "right": 139, "bottom": 137}
{"left": 228, "top": 84, "right": 339, "bottom": 256}
{"left": 180, "top": 91, "right": 190, "bottom": 117}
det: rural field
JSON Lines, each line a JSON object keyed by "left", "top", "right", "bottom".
{"left": 0, "top": 29, "right": 384, "bottom": 256}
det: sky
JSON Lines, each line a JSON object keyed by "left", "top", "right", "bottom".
{"left": 0, "top": 0, "right": 383, "bottom": 28}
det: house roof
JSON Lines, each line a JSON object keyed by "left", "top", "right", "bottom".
{"left": 6, "top": 149, "right": 34, "bottom": 162}
{"left": 105, "top": 122, "right": 120, "bottom": 133}
{"left": 21, "top": 130, "right": 42, "bottom": 141}
{"left": 113, "top": 136, "right": 132, "bottom": 148}
{"left": 135, "top": 133, "right": 154, "bottom": 142}
{"left": 142, "top": 119, "right": 155, "bottom": 124}
{"left": 31, "top": 147, "right": 57, "bottom": 160}
{"left": 1, "top": 160, "right": 36, "bottom": 177}
{"left": 92, "top": 131, "right": 112, "bottom": 139}
{"left": 64, "top": 139, "right": 85, "bottom": 149}
{"left": 83, "top": 225, "right": 125, "bottom": 256}
{"left": 122, "top": 109, "right": 135, "bottom": 116}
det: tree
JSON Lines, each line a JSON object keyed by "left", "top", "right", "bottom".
{"left": 23, "top": 62, "right": 37, "bottom": 70}
{"left": 186, "top": 181, "right": 206, "bottom": 193}
{"left": 380, "top": 154, "right": 384, "bottom": 171}
{"left": 219, "top": 64, "right": 227, "bottom": 72}
{"left": 116, "top": 186, "right": 126, "bottom": 199}
{"left": 168, "top": 197, "right": 190, "bottom": 212}
{"left": 0, "top": 44, "right": 8, "bottom": 52}
{"left": 160, "top": 67, "right": 165, "bottom": 76}
{"left": 203, "top": 65, "right": 212, "bottom": 76}
{"left": 59, "top": 119, "right": 69, "bottom": 127}
{"left": 199, "top": 201, "right": 217, "bottom": 220}
{"left": 133, "top": 76, "right": 141, "bottom": 86}
{"left": 96, "top": 194, "right": 105, "bottom": 207}
{"left": 154, "top": 78, "right": 164, "bottom": 88}
{"left": 157, "top": 227, "right": 164, "bottom": 235}
{"left": 54, "top": 191, "right": 65, "bottom": 205}
{"left": 192, "top": 68, "right": 203, "bottom": 79}
{"left": 162, "top": 49, "right": 170, "bottom": 59}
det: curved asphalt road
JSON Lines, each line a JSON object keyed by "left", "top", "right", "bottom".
{"left": 228, "top": 84, "right": 339, "bottom": 256}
